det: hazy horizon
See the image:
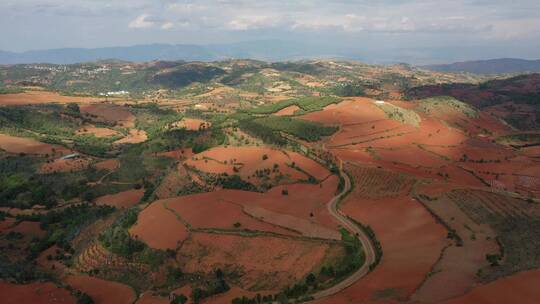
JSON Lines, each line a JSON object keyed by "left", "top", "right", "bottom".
{"left": 2, "top": 0, "right": 540, "bottom": 63}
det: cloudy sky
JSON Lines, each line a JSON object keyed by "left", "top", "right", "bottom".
{"left": 1, "top": 0, "right": 539, "bottom": 62}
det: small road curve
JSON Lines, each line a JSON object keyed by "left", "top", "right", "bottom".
{"left": 311, "top": 160, "right": 377, "bottom": 300}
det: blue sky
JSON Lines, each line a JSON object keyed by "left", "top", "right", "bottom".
{"left": 1, "top": 0, "right": 539, "bottom": 61}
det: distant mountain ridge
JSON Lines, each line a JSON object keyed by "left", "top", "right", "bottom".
{"left": 423, "top": 58, "right": 540, "bottom": 74}
{"left": 0, "top": 41, "right": 360, "bottom": 65}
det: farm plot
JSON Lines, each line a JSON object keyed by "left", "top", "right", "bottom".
{"left": 185, "top": 146, "right": 330, "bottom": 187}
{"left": 0, "top": 90, "right": 113, "bottom": 106}
{"left": 446, "top": 189, "right": 540, "bottom": 281}
{"left": 65, "top": 275, "right": 136, "bottom": 304}
{"left": 347, "top": 165, "right": 415, "bottom": 198}
{"left": 318, "top": 174, "right": 447, "bottom": 303}
{"left": 0, "top": 281, "right": 76, "bottom": 304}
{"left": 444, "top": 269, "right": 540, "bottom": 304}
{"left": 129, "top": 200, "right": 189, "bottom": 250}
{"left": 39, "top": 156, "right": 92, "bottom": 174}
{"left": 80, "top": 104, "right": 135, "bottom": 128}
{"left": 0, "top": 133, "right": 72, "bottom": 155}
{"left": 76, "top": 125, "right": 121, "bottom": 138}
{"left": 162, "top": 192, "right": 298, "bottom": 236}
{"left": 177, "top": 232, "right": 333, "bottom": 291}
{"left": 94, "top": 189, "right": 144, "bottom": 209}
{"left": 412, "top": 187, "right": 500, "bottom": 303}
{"left": 169, "top": 117, "right": 211, "bottom": 131}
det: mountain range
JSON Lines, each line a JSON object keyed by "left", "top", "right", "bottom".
{"left": 422, "top": 58, "right": 540, "bottom": 74}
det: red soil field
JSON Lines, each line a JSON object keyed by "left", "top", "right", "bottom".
{"left": 156, "top": 148, "right": 194, "bottom": 161}
{"left": 411, "top": 187, "right": 500, "bottom": 303}
{"left": 94, "top": 189, "right": 144, "bottom": 208}
{"left": 243, "top": 204, "right": 340, "bottom": 240}
{"left": 7, "top": 220, "right": 47, "bottom": 238}
{"left": 421, "top": 143, "right": 515, "bottom": 162}
{"left": 76, "top": 125, "right": 121, "bottom": 138}
{"left": 129, "top": 200, "right": 189, "bottom": 249}
{"left": 40, "top": 157, "right": 92, "bottom": 174}
{"left": 444, "top": 269, "right": 540, "bottom": 304}
{"left": 0, "top": 91, "right": 114, "bottom": 106}
{"left": 178, "top": 232, "right": 330, "bottom": 291}
{"left": 113, "top": 129, "right": 148, "bottom": 145}
{"left": 0, "top": 134, "right": 72, "bottom": 155}
{"left": 0, "top": 281, "right": 76, "bottom": 304}
{"left": 0, "top": 217, "right": 16, "bottom": 233}
{"left": 274, "top": 105, "right": 300, "bottom": 116}
{"left": 373, "top": 145, "right": 448, "bottom": 168}
{"left": 317, "top": 193, "right": 447, "bottom": 303}
{"left": 171, "top": 117, "right": 212, "bottom": 131}
{"left": 521, "top": 145, "right": 540, "bottom": 158}
{"left": 185, "top": 146, "right": 330, "bottom": 186}
{"left": 80, "top": 104, "right": 135, "bottom": 128}
{"left": 162, "top": 193, "right": 298, "bottom": 236}
{"left": 65, "top": 275, "right": 136, "bottom": 304}
{"left": 301, "top": 98, "right": 388, "bottom": 126}
{"left": 214, "top": 176, "right": 341, "bottom": 235}
{"left": 94, "top": 159, "right": 120, "bottom": 171}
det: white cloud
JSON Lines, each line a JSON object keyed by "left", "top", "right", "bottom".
{"left": 227, "top": 15, "right": 279, "bottom": 30}
{"left": 161, "top": 22, "right": 174, "bottom": 30}
{"left": 129, "top": 14, "right": 154, "bottom": 29}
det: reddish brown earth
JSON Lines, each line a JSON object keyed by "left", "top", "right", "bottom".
{"left": 65, "top": 275, "right": 136, "bottom": 304}
{"left": 178, "top": 232, "right": 331, "bottom": 291}
{"left": 443, "top": 269, "right": 540, "bottom": 304}
{"left": 138, "top": 175, "right": 340, "bottom": 248}
{"left": 113, "top": 129, "right": 148, "bottom": 145}
{"left": 171, "top": 117, "right": 212, "bottom": 131}
{"left": 7, "top": 220, "right": 47, "bottom": 238}
{"left": 0, "top": 91, "right": 115, "bottom": 106}
{"left": 274, "top": 105, "right": 300, "bottom": 116}
{"left": 0, "top": 217, "right": 16, "bottom": 233}
{"left": 94, "top": 159, "right": 120, "bottom": 171}
{"left": 185, "top": 146, "right": 330, "bottom": 186}
{"left": 80, "top": 104, "right": 135, "bottom": 128}
{"left": 94, "top": 189, "right": 144, "bottom": 208}
{"left": 40, "top": 157, "right": 92, "bottom": 174}
{"left": 162, "top": 193, "right": 299, "bottom": 236}
{"left": 0, "top": 134, "right": 71, "bottom": 155}
{"left": 76, "top": 125, "right": 121, "bottom": 138}
{"left": 0, "top": 281, "right": 76, "bottom": 304}
{"left": 411, "top": 188, "right": 499, "bottom": 303}
{"left": 317, "top": 194, "right": 447, "bottom": 303}
{"left": 129, "top": 199, "right": 189, "bottom": 249}
{"left": 156, "top": 148, "right": 194, "bottom": 161}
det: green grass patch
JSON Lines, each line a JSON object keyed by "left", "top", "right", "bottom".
{"left": 248, "top": 96, "right": 341, "bottom": 115}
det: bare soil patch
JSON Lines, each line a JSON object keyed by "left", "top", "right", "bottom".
{"left": 274, "top": 105, "right": 300, "bottom": 116}
{"left": 129, "top": 200, "right": 189, "bottom": 250}
{"left": 178, "top": 232, "right": 330, "bottom": 291}
{"left": 0, "top": 134, "right": 71, "bottom": 156}
{"left": 65, "top": 275, "right": 136, "bottom": 304}
{"left": 113, "top": 129, "right": 148, "bottom": 145}
{"left": 0, "top": 281, "right": 76, "bottom": 304}
{"left": 94, "top": 189, "right": 144, "bottom": 209}
{"left": 0, "top": 91, "right": 113, "bottom": 106}
{"left": 444, "top": 269, "right": 540, "bottom": 304}
{"left": 40, "top": 157, "right": 92, "bottom": 174}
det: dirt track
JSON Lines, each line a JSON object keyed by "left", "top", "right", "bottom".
{"left": 311, "top": 159, "right": 377, "bottom": 299}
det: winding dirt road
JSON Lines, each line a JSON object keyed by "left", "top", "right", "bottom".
{"left": 311, "top": 160, "right": 377, "bottom": 300}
